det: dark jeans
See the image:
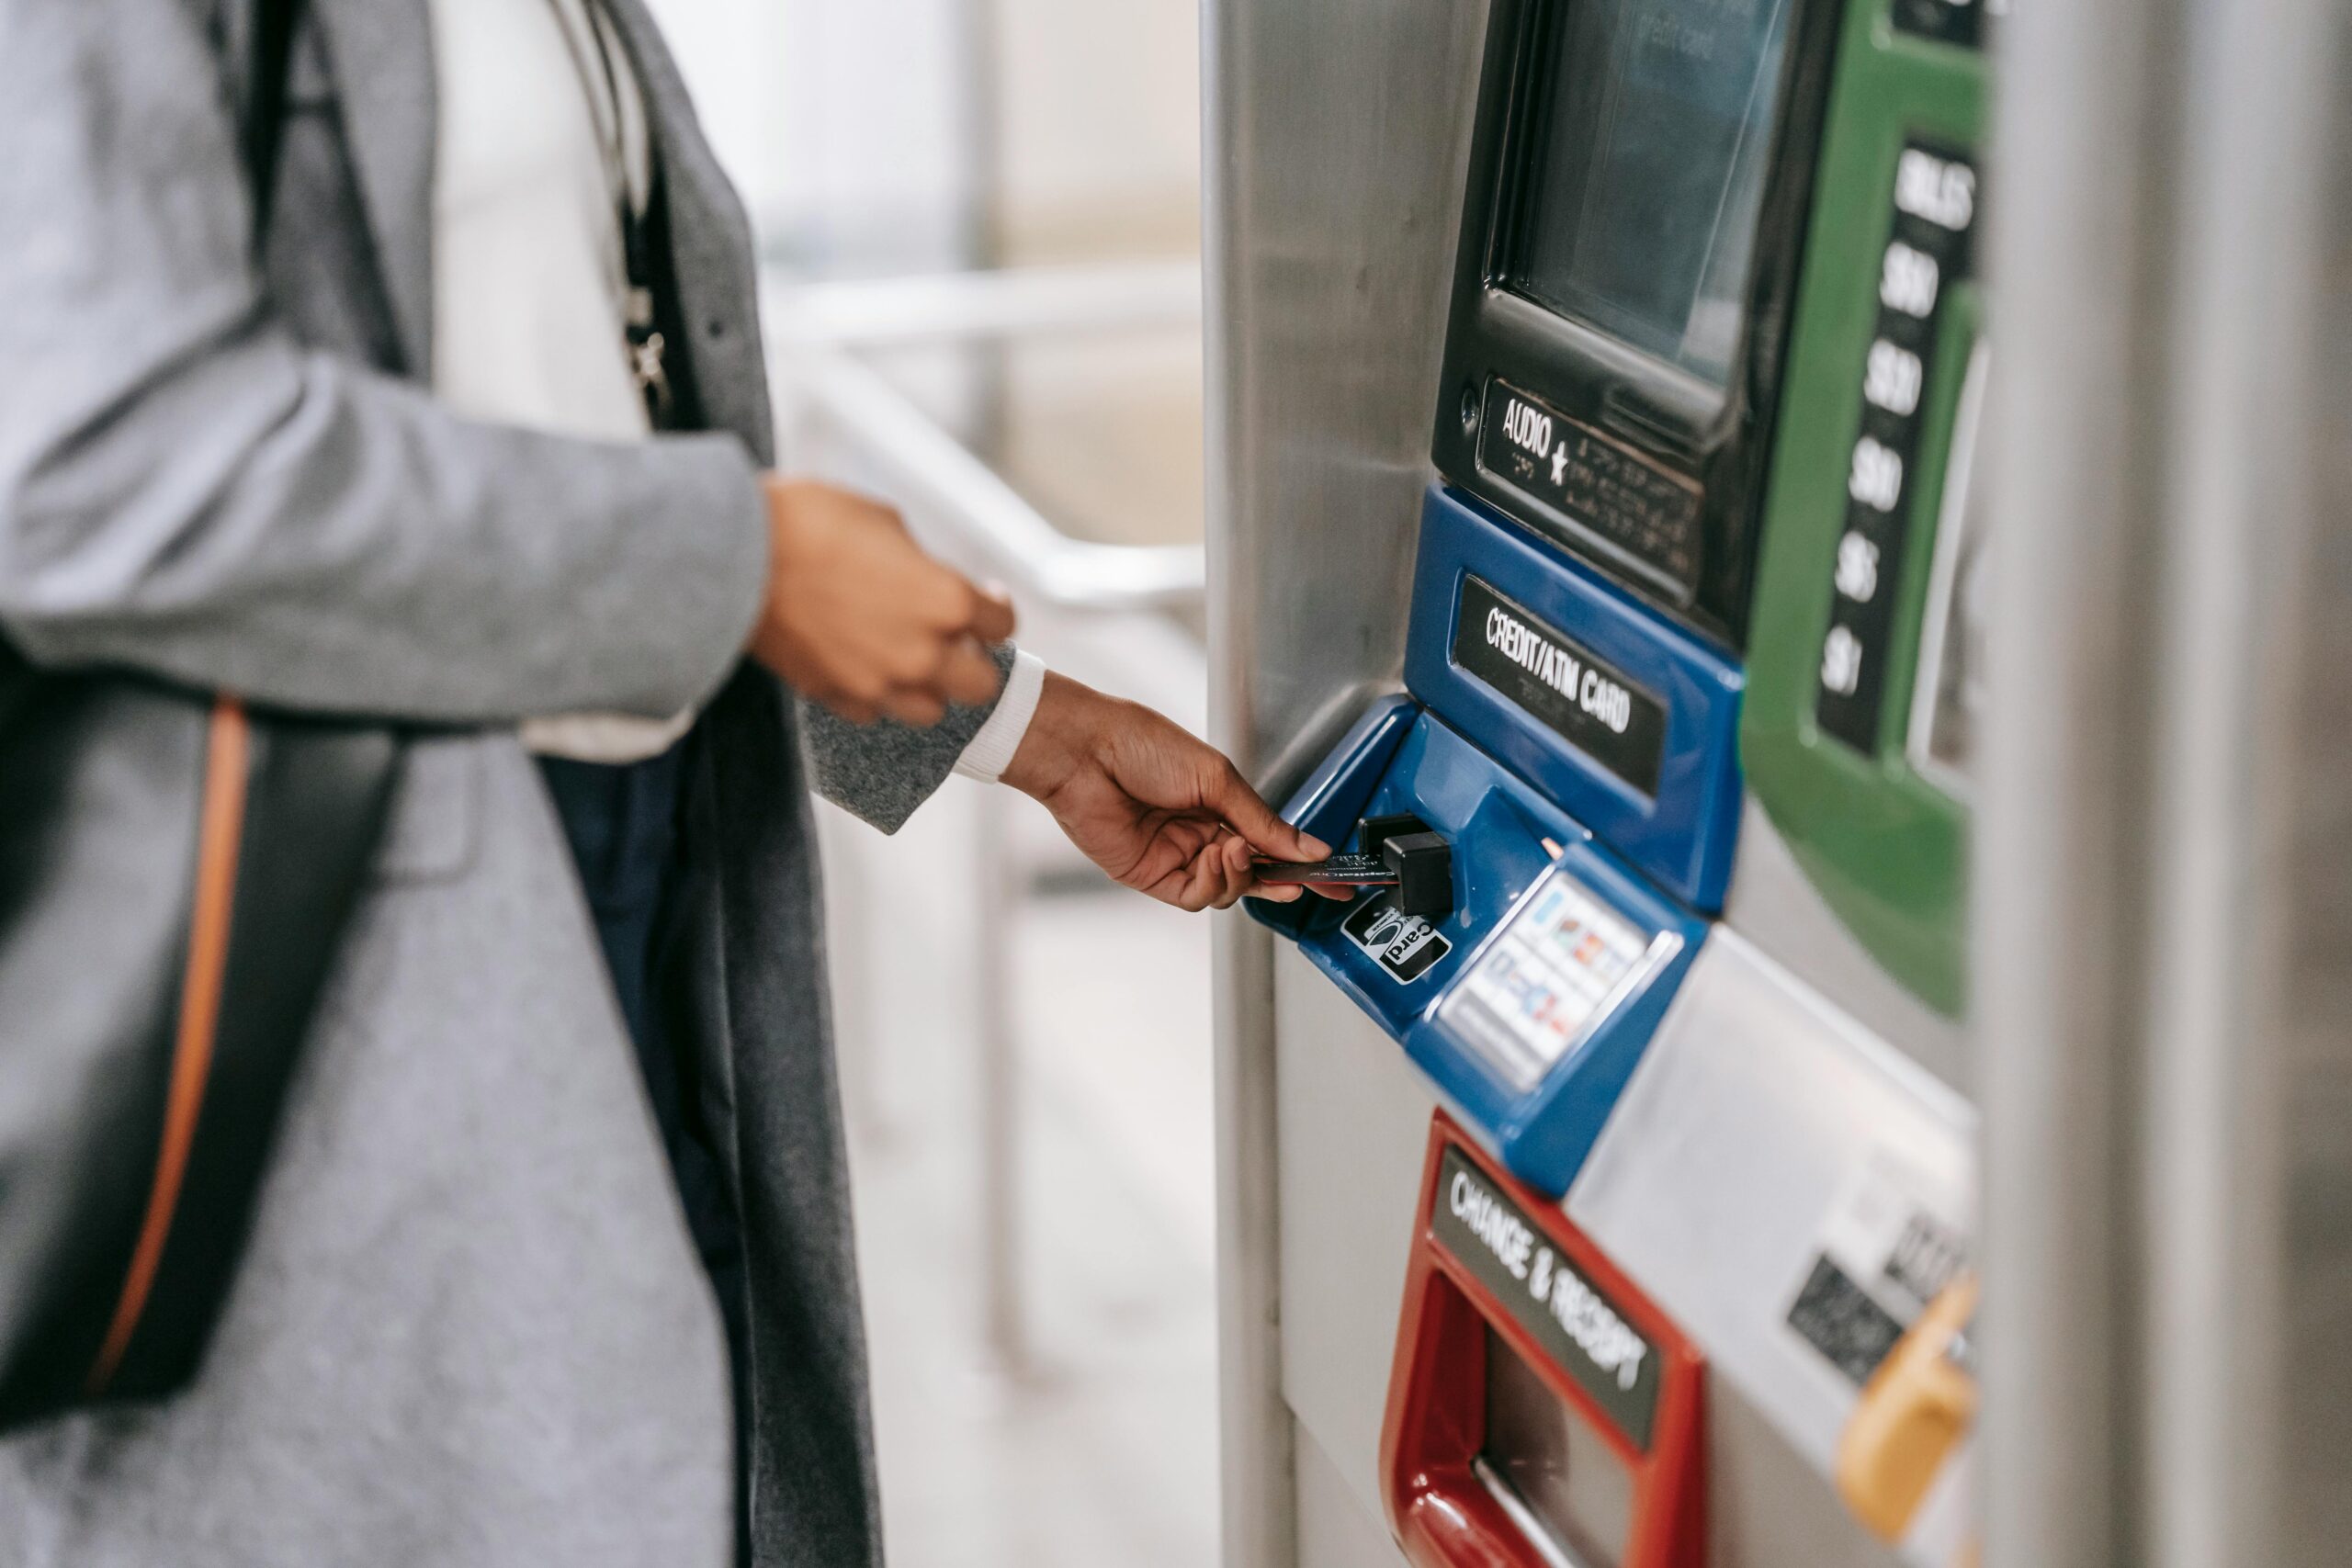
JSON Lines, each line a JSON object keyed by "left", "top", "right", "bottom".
{"left": 537, "top": 744, "right": 752, "bottom": 1562}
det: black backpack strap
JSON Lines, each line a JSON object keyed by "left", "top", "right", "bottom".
{"left": 242, "top": 0, "right": 302, "bottom": 242}
{"left": 0, "top": 0, "right": 401, "bottom": 1431}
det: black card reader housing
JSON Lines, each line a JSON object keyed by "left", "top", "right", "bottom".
{"left": 1362, "top": 814, "right": 1455, "bottom": 920}
{"left": 1382, "top": 831, "right": 1457, "bottom": 920}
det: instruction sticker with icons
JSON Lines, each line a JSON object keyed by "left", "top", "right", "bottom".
{"left": 1436, "top": 867, "right": 1678, "bottom": 1091}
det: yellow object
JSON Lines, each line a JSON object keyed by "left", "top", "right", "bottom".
{"left": 1835, "top": 1276, "right": 1979, "bottom": 1542}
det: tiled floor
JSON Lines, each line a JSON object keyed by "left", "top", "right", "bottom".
{"left": 823, "top": 615, "right": 1222, "bottom": 1568}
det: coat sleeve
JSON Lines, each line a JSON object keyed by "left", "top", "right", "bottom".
{"left": 0, "top": 0, "right": 766, "bottom": 725}
{"left": 797, "top": 642, "right": 1014, "bottom": 832}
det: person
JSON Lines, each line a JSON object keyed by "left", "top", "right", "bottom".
{"left": 0, "top": 1, "right": 1328, "bottom": 1564}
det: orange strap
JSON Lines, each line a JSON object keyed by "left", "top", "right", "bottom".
{"left": 84, "top": 698, "right": 250, "bottom": 1395}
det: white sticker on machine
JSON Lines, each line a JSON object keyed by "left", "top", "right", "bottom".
{"left": 1435, "top": 867, "right": 1670, "bottom": 1090}
{"left": 1343, "top": 896, "right": 1452, "bottom": 983}
{"left": 1783, "top": 1147, "right": 1972, "bottom": 1388}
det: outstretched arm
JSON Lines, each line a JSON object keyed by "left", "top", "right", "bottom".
{"left": 1001, "top": 671, "right": 1329, "bottom": 912}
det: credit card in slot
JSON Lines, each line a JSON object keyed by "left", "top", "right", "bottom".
{"left": 1252, "top": 852, "right": 1398, "bottom": 886}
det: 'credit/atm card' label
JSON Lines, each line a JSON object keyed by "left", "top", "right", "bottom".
{"left": 1477, "top": 378, "right": 1705, "bottom": 596}
{"left": 1453, "top": 575, "right": 1668, "bottom": 795}
{"left": 1432, "top": 1146, "right": 1661, "bottom": 1449}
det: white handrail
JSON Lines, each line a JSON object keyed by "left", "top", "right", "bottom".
{"left": 763, "top": 264, "right": 1207, "bottom": 613}
{"left": 764, "top": 264, "right": 1209, "bottom": 1374}
{"left": 777, "top": 342, "right": 1204, "bottom": 612}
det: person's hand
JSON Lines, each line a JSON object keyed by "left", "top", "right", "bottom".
{"left": 1001, "top": 672, "right": 1332, "bottom": 912}
{"left": 747, "top": 477, "right": 1016, "bottom": 726}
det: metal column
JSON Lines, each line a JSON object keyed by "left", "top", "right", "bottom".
{"left": 1981, "top": 2, "right": 2347, "bottom": 1565}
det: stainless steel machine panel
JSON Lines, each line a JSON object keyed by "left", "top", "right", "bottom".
{"left": 1724, "top": 803, "right": 1965, "bottom": 1097}
{"left": 1272, "top": 946, "right": 1437, "bottom": 1530}
{"left": 1206, "top": 3, "right": 1492, "bottom": 1564}
{"left": 1568, "top": 929, "right": 1974, "bottom": 1565}
{"left": 1295, "top": 1419, "right": 1403, "bottom": 1568}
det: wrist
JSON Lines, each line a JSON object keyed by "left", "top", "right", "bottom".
{"left": 1001, "top": 671, "right": 1105, "bottom": 801}
{"left": 749, "top": 472, "right": 797, "bottom": 658}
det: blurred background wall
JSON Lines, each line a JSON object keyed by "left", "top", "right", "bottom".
{"left": 643, "top": 4, "right": 1216, "bottom": 1564}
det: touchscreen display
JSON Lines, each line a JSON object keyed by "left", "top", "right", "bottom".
{"left": 1482, "top": 1327, "right": 1636, "bottom": 1568}
{"left": 1509, "top": 0, "right": 1795, "bottom": 388}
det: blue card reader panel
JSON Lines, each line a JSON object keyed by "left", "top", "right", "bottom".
{"left": 1413, "top": 846, "right": 1705, "bottom": 1196}
{"left": 1405, "top": 484, "right": 1745, "bottom": 911}
{"left": 1243, "top": 694, "right": 1419, "bottom": 944}
{"left": 1245, "top": 706, "right": 1706, "bottom": 1196}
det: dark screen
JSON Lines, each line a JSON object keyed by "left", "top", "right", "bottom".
{"left": 1509, "top": 0, "right": 1794, "bottom": 388}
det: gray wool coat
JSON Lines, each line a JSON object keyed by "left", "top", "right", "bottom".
{"left": 0, "top": 2, "right": 997, "bottom": 1564}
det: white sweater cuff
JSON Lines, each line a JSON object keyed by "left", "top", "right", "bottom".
{"left": 954, "top": 649, "right": 1046, "bottom": 784}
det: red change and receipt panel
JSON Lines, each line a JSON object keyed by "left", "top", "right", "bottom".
{"left": 1382, "top": 1115, "right": 1705, "bottom": 1568}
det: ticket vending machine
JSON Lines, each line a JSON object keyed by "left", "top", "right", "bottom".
{"left": 1240, "top": 0, "right": 1816, "bottom": 1200}
{"left": 1208, "top": 0, "right": 1992, "bottom": 1564}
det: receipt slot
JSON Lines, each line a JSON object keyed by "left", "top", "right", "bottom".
{"left": 1383, "top": 1116, "right": 1704, "bottom": 1568}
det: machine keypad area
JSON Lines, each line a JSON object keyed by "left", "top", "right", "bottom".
{"left": 1812, "top": 141, "right": 1979, "bottom": 753}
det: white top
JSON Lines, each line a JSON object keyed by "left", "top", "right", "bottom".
{"left": 426, "top": 0, "right": 1040, "bottom": 777}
